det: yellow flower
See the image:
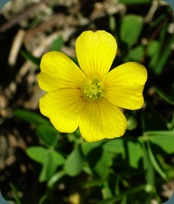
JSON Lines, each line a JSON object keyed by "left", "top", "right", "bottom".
{"left": 38, "top": 30, "right": 147, "bottom": 142}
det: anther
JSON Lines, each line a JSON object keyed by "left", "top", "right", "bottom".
{"left": 82, "top": 79, "right": 104, "bottom": 100}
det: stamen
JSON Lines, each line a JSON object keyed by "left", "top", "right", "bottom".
{"left": 82, "top": 79, "right": 104, "bottom": 100}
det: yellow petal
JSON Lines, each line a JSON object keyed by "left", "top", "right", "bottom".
{"left": 39, "top": 89, "right": 86, "bottom": 133}
{"left": 103, "top": 62, "right": 147, "bottom": 110}
{"left": 79, "top": 99, "right": 127, "bottom": 142}
{"left": 38, "top": 51, "right": 86, "bottom": 92}
{"left": 76, "top": 30, "right": 117, "bottom": 79}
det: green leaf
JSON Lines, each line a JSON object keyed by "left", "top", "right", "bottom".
{"left": 147, "top": 23, "right": 174, "bottom": 75}
{"left": 141, "top": 141, "right": 155, "bottom": 186}
{"left": 98, "top": 184, "right": 146, "bottom": 204}
{"left": 64, "top": 145, "right": 84, "bottom": 176}
{"left": 121, "top": 196, "right": 127, "bottom": 204}
{"left": 155, "top": 87, "right": 174, "bottom": 105}
{"left": 109, "top": 15, "right": 116, "bottom": 33}
{"left": 39, "top": 150, "right": 65, "bottom": 182}
{"left": 169, "top": 114, "right": 174, "bottom": 129}
{"left": 10, "top": 183, "right": 21, "bottom": 204}
{"left": 103, "top": 138, "right": 124, "bottom": 154}
{"left": 147, "top": 41, "right": 160, "bottom": 69}
{"left": 20, "top": 50, "right": 40, "bottom": 66}
{"left": 47, "top": 171, "right": 66, "bottom": 188}
{"left": 26, "top": 147, "right": 48, "bottom": 163}
{"left": 81, "top": 140, "right": 103, "bottom": 156}
{"left": 127, "top": 140, "right": 143, "bottom": 168}
{"left": 147, "top": 143, "right": 167, "bottom": 181}
{"left": 39, "top": 151, "right": 57, "bottom": 182}
{"left": 94, "top": 150, "right": 113, "bottom": 179}
{"left": 26, "top": 147, "right": 65, "bottom": 165}
{"left": 126, "top": 115, "right": 138, "bottom": 130}
{"left": 120, "top": 15, "right": 143, "bottom": 48}
{"left": 51, "top": 150, "right": 65, "bottom": 166}
{"left": 102, "top": 182, "right": 112, "bottom": 199}
{"left": 155, "top": 35, "right": 174, "bottom": 75}
{"left": 13, "top": 109, "right": 49, "bottom": 125}
{"left": 83, "top": 179, "right": 103, "bottom": 188}
{"left": 50, "top": 36, "right": 64, "bottom": 51}
{"left": 125, "top": 45, "right": 144, "bottom": 62}
{"left": 146, "top": 131, "right": 174, "bottom": 154}
{"left": 118, "top": 0, "right": 151, "bottom": 4}
{"left": 36, "top": 124, "right": 59, "bottom": 147}
{"left": 87, "top": 147, "right": 113, "bottom": 179}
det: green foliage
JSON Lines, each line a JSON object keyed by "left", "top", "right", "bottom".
{"left": 10, "top": 183, "right": 21, "bottom": 204}
{"left": 49, "top": 36, "right": 64, "bottom": 51}
{"left": 147, "top": 142, "right": 167, "bottom": 181}
{"left": 147, "top": 22, "right": 174, "bottom": 75}
{"left": 36, "top": 124, "right": 59, "bottom": 147}
{"left": 64, "top": 145, "right": 84, "bottom": 176}
{"left": 147, "top": 131, "right": 174, "bottom": 154}
{"left": 155, "top": 88, "right": 174, "bottom": 105}
{"left": 127, "top": 140, "right": 143, "bottom": 168}
{"left": 26, "top": 147, "right": 65, "bottom": 165}
{"left": 120, "top": 15, "right": 143, "bottom": 48}
{"left": 14, "top": 107, "right": 174, "bottom": 203}
{"left": 39, "top": 149, "right": 64, "bottom": 182}
{"left": 21, "top": 50, "right": 41, "bottom": 66}
{"left": 125, "top": 45, "right": 144, "bottom": 62}
{"left": 103, "top": 139, "right": 124, "bottom": 154}
{"left": 13, "top": 109, "right": 49, "bottom": 125}
{"left": 26, "top": 146, "right": 65, "bottom": 181}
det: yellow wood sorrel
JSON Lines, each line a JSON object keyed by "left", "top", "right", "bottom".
{"left": 38, "top": 30, "right": 147, "bottom": 142}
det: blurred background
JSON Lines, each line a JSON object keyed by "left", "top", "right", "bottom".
{"left": 0, "top": 0, "right": 174, "bottom": 203}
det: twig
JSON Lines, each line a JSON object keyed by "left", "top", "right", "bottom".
{"left": 0, "top": 0, "right": 47, "bottom": 33}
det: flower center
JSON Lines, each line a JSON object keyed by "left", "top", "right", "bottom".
{"left": 83, "top": 79, "right": 104, "bottom": 100}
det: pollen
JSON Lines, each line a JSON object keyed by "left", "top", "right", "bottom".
{"left": 83, "top": 79, "right": 104, "bottom": 100}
